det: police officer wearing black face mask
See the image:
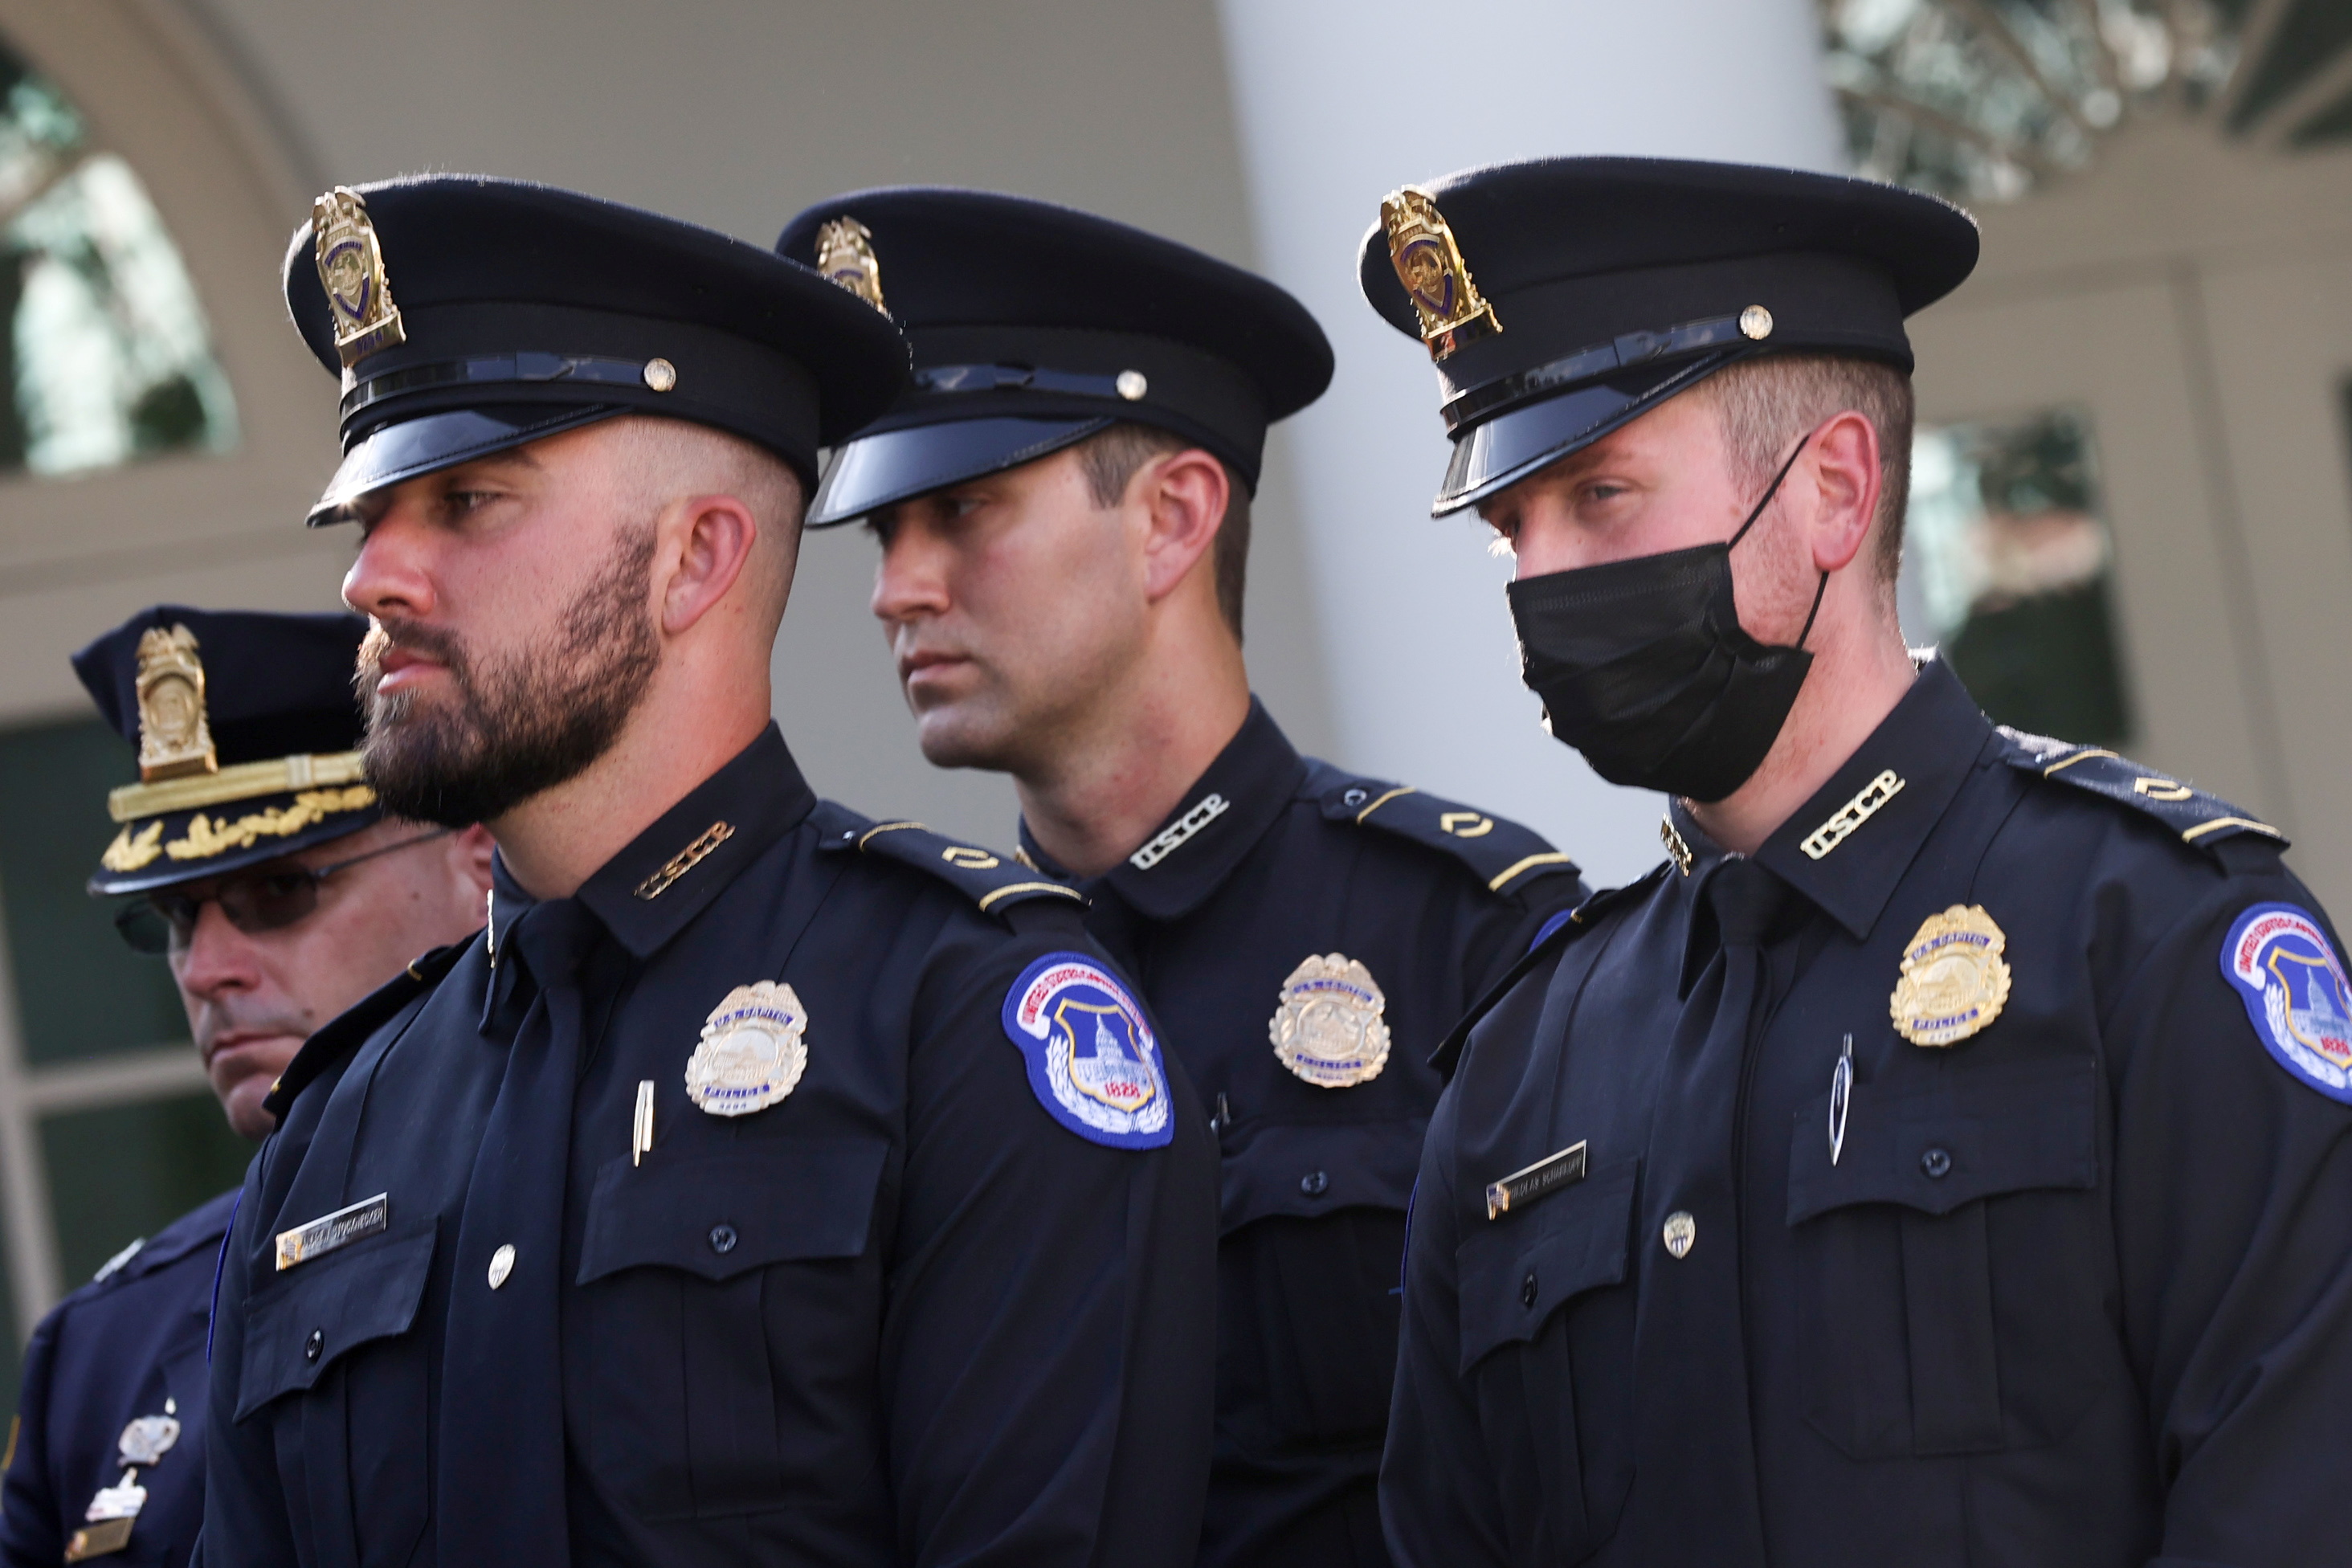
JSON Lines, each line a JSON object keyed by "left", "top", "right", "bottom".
{"left": 197, "top": 176, "right": 1217, "bottom": 1568}
{"left": 775, "top": 188, "right": 1589, "bottom": 1568}
{"left": 1362, "top": 157, "right": 2352, "bottom": 1567}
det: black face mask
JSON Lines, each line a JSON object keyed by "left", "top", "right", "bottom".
{"left": 1505, "top": 435, "right": 1824, "bottom": 803}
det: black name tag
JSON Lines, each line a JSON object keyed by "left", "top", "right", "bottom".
{"left": 1484, "top": 1141, "right": 1586, "bottom": 1219}
{"left": 275, "top": 1192, "right": 389, "bottom": 1271}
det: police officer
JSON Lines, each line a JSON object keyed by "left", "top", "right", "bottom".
{"left": 199, "top": 176, "right": 1216, "bottom": 1567}
{"left": 2, "top": 606, "right": 491, "bottom": 1568}
{"left": 1363, "top": 157, "right": 2352, "bottom": 1566}
{"left": 775, "top": 189, "right": 1588, "bottom": 1568}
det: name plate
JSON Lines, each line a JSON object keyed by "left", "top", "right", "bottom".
{"left": 1484, "top": 1141, "right": 1586, "bottom": 1220}
{"left": 275, "top": 1193, "right": 389, "bottom": 1272}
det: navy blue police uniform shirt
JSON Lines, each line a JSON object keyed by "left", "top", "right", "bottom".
{"left": 201, "top": 725, "right": 1218, "bottom": 1568}
{"left": 1019, "top": 700, "right": 1586, "bottom": 1568}
{"left": 1381, "top": 656, "right": 2352, "bottom": 1568}
{"left": 1, "top": 1190, "right": 235, "bottom": 1568}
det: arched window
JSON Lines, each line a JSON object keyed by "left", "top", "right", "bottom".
{"left": 0, "top": 37, "right": 236, "bottom": 476}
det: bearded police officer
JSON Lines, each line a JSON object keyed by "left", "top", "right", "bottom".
{"left": 198, "top": 177, "right": 1216, "bottom": 1567}
{"left": 1, "top": 609, "right": 490, "bottom": 1568}
{"left": 1363, "top": 157, "right": 2352, "bottom": 1567}
{"left": 775, "top": 189, "right": 1587, "bottom": 1568}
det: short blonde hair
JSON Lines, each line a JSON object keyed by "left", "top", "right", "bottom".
{"left": 1689, "top": 353, "right": 1913, "bottom": 583}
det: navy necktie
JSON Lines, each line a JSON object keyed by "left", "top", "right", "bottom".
{"left": 438, "top": 895, "right": 602, "bottom": 1565}
{"left": 1631, "top": 855, "right": 1786, "bottom": 1565}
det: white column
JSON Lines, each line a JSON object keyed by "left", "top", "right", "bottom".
{"left": 1216, "top": 0, "right": 1844, "bottom": 884}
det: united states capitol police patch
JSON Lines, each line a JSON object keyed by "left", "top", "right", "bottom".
{"left": 1001, "top": 953, "right": 1173, "bottom": 1149}
{"left": 2222, "top": 902, "right": 2352, "bottom": 1104}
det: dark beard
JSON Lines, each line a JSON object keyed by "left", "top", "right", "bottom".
{"left": 356, "top": 528, "right": 662, "bottom": 827}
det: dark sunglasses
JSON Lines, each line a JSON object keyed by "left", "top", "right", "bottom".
{"left": 112, "top": 830, "right": 454, "bottom": 955}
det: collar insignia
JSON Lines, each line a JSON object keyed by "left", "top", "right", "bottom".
{"left": 1889, "top": 904, "right": 2011, "bottom": 1047}
{"left": 1380, "top": 186, "right": 1501, "bottom": 361}
{"left": 684, "top": 981, "right": 810, "bottom": 1117}
{"left": 1270, "top": 953, "right": 1392, "bottom": 1088}
{"left": 1801, "top": 770, "right": 1905, "bottom": 860}
{"left": 312, "top": 186, "right": 406, "bottom": 369}
{"left": 814, "top": 216, "right": 888, "bottom": 314}
{"left": 1129, "top": 792, "right": 1230, "bottom": 871}
{"left": 1660, "top": 815, "right": 1694, "bottom": 876}
{"left": 133, "top": 625, "right": 215, "bottom": 782}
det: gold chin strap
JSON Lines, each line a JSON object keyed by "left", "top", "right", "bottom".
{"left": 108, "top": 751, "right": 367, "bottom": 823}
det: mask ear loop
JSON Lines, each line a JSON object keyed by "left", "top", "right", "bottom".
{"left": 1726, "top": 430, "right": 1829, "bottom": 651}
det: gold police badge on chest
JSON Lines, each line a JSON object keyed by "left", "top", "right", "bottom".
{"left": 1889, "top": 904, "right": 2012, "bottom": 1047}
{"left": 1269, "top": 953, "right": 1392, "bottom": 1088}
{"left": 684, "top": 981, "right": 810, "bottom": 1116}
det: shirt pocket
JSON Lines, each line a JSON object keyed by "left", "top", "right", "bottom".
{"left": 1786, "top": 1054, "right": 2111, "bottom": 1460}
{"left": 574, "top": 1138, "right": 888, "bottom": 1521}
{"left": 1215, "top": 1119, "right": 1423, "bottom": 1448}
{"left": 1454, "top": 1158, "right": 1637, "bottom": 1566}
{"left": 236, "top": 1218, "right": 437, "bottom": 1568}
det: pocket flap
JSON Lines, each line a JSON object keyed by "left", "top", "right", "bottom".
{"left": 1787, "top": 1055, "right": 2098, "bottom": 1226}
{"left": 236, "top": 1220, "right": 435, "bottom": 1419}
{"left": 577, "top": 1139, "right": 888, "bottom": 1285}
{"left": 1455, "top": 1158, "right": 1635, "bottom": 1375}
{"left": 1218, "top": 1118, "right": 1423, "bottom": 1235}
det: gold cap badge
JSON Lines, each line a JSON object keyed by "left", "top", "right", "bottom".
{"left": 133, "top": 625, "right": 215, "bottom": 783}
{"left": 1380, "top": 186, "right": 1501, "bottom": 361}
{"left": 1889, "top": 904, "right": 2012, "bottom": 1047}
{"left": 1269, "top": 953, "right": 1392, "bottom": 1088}
{"left": 814, "top": 217, "right": 887, "bottom": 314}
{"left": 312, "top": 186, "right": 406, "bottom": 369}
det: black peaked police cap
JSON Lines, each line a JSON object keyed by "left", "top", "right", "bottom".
{"left": 1358, "top": 157, "right": 1979, "bottom": 516}
{"left": 285, "top": 175, "right": 910, "bottom": 524}
{"left": 74, "top": 606, "right": 380, "bottom": 896}
{"left": 776, "top": 187, "right": 1333, "bottom": 527}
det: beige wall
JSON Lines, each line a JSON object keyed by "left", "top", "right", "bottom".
{"left": 0, "top": 0, "right": 1333, "bottom": 847}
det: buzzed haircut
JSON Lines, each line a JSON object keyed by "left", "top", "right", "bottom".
{"left": 1693, "top": 353, "right": 1914, "bottom": 587}
{"left": 1073, "top": 423, "right": 1252, "bottom": 643}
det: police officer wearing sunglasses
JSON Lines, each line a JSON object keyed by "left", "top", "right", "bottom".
{"left": 0, "top": 606, "right": 492, "bottom": 1568}
{"left": 1366, "top": 158, "right": 2352, "bottom": 1567}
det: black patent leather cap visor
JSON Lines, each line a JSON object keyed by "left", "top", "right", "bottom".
{"left": 305, "top": 404, "right": 624, "bottom": 525}
{"left": 1432, "top": 353, "right": 1733, "bottom": 517}
{"left": 808, "top": 414, "right": 1112, "bottom": 528}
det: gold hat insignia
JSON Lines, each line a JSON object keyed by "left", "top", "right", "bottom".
{"left": 1269, "top": 953, "right": 1392, "bottom": 1088}
{"left": 1889, "top": 904, "right": 2012, "bottom": 1047}
{"left": 814, "top": 217, "right": 887, "bottom": 314}
{"left": 133, "top": 625, "right": 215, "bottom": 783}
{"left": 1380, "top": 186, "right": 1501, "bottom": 361}
{"left": 312, "top": 186, "right": 406, "bottom": 369}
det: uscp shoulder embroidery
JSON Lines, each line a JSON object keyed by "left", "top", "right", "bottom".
{"left": 1269, "top": 953, "right": 1392, "bottom": 1088}
{"left": 2221, "top": 902, "right": 2352, "bottom": 1104}
{"left": 1001, "top": 953, "right": 1172, "bottom": 1149}
{"left": 684, "top": 981, "right": 810, "bottom": 1117}
{"left": 1889, "top": 904, "right": 2012, "bottom": 1047}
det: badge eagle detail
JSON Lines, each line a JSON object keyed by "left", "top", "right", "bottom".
{"left": 814, "top": 217, "right": 888, "bottom": 314}
{"left": 312, "top": 186, "right": 406, "bottom": 368}
{"left": 1269, "top": 953, "right": 1392, "bottom": 1088}
{"left": 1380, "top": 186, "right": 1500, "bottom": 361}
{"left": 133, "top": 624, "right": 215, "bottom": 782}
{"left": 684, "top": 981, "right": 810, "bottom": 1116}
{"left": 1889, "top": 904, "right": 2011, "bottom": 1047}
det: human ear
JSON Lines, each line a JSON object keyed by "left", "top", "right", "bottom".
{"left": 658, "top": 493, "right": 760, "bottom": 635}
{"left": 1805, "top": 410, "right": 1882, "bottom": 575}
{"left": 1139, "top": 448, "right": 1230, "bottom": 604}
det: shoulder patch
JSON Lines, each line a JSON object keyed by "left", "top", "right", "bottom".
{"left": 1001, "top": 953, "right": 1173, "bottom": 1149}
{"left": 1999, "top": 729, "right": 2286, "bottom": 860}
{"left": 1305, "top": 762, "right": 1582, "bottom": 900}
{"left": 2222, "top": 902, "right": 2352, "bottom": 1104}
{"left": 262, "top": 940, "right": 463, "bottom": 1121}
{"left": 813, "top": 802, "right": 1084, "bottom": 919}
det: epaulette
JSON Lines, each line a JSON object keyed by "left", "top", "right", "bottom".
{"left": 1999, "top": 728, "right": 2288, "bottom": 860}
{"left": 1304, "top": 762, "right": 1581, "bottom": 901}
{"left": 261, "top": 940, "right": 467, "bottom": 1121}
{"left": 811, "top": 801, "right": 1085, "bottom": 919}
{"left": 1428, "top": 867, "right": 1666, "bottom": 1079}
